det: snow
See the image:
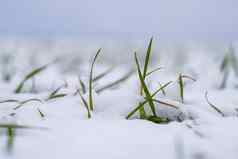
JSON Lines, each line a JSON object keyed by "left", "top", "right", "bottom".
{"left": 0, "top": 39, "right": 237, "bottom": 159}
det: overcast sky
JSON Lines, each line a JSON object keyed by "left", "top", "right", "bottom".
{"left": 0, "top": 0, "right": 238, "bottom": 40}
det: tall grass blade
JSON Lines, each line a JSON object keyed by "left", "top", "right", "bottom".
{"left": 178, "top": 74, "right": 184, "bottom": 103}
{"left": 134, "top": 52, "right": 157, "bottom": 116}
{"left": 142, "top": 37, "right": 153, "bottom": 79}
{"left": 89, "top": 48, "right": 102, "bottom": 111}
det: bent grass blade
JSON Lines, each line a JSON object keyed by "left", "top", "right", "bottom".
{"left": 89, "top": 48, "right": 102, "bottom": 111}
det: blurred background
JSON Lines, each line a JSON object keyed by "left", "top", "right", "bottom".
{"left": 1, "top": 0, "right": 238, "bottom": 41}
{"left": 0, "top": 0, "right": 237, "bottom": 77}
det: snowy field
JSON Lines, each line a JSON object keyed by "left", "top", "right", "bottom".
{"left": 0, "top": 38, "right": 237, "bottom": 159}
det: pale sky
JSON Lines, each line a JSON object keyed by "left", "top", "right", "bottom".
{"left": 0, "top": 0, "right": 238, "bottom": 40}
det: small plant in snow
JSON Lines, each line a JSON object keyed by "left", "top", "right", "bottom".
{"left": 219, "top": 45, "right": 238, "bottom": 89}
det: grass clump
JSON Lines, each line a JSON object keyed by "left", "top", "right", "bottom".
{"left": 127, "top": 38, "right": 183, "bottom": 123}
{"left": 126, "top": 51, "right": 177, "bottom": 123}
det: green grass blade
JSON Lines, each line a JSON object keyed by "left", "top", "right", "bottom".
{"left": 49, "top": 86, "right": 64, "bottom": 97}
{"left": 78, "top": 77, "right": 86, "bottom": 94}
{"left": 220, "top": 54, "right": 229, "bottom": 72}
{"left": 151, "top": 81, "right": 173, "bottom": 97}
{"left": 20, "top": 98, "right": 42, "bottom": 105}
{"left": 24, "top": 65, "right": 48, "bottom": 81}
{"left": 0, "top": 99, "right": 19, "bottom": 104}
{"left": 46, "top": 94, "right": 67, "bottom": 101}
{"left": 14, "top": 82, "right": 25, "bottom": 94}
{"left": 89, "top": 48, "right": 102, "bottom": 111}
{"left": 134, "top": 52, "right": 157, "bottom": 116}
{"left": 126, "top": 81, "right": 173, "bottom": 119}
{"left": 229, "top": 46, "right": 238, "bottom": 76}
{"left": 205, "top": 92, "right": 225, "bottom": 117}
{"left": 139, "top": 104, "right": 147, "bottom": 119}
{"left": 14, "top": 98, "right": 43, "bottom": 110}
{"left": 92, "top": 67, "right": 114, "bottom": 82}
{"left": 145, "top": 67, "right": 163, "bottom": 77}
{"left": 180, "top": 75, "right": 196, "bottom": 82}
{"left": 79, "top": 91, "right": 91, "bottom": 118}
{"left": 126, "top": 101, "right": 147, "bottom": 119}
{"left": 6, "top": 127, "right": 14, "bottom": 153}
{"left": 142, "top": 37, "right": 153, "bottom": 79}
{"left": 15, "top": 65, "right": 48, "bottom": 93}
{"left": 158, "top": 83, "right": 166, "bottom": 96}
{"left": 37, "top": 108, "right": 45, "bottom": 118}
{"left": 178, "top": 74, "right": 184, "bottom": 103}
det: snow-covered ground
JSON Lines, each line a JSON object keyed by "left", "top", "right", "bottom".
{"left": 0, "top": 38, "right": 237, "bottom": 159}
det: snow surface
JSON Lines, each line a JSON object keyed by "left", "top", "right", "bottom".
{"left": 0, "top": 39, "right": 237, "bottom": 159}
